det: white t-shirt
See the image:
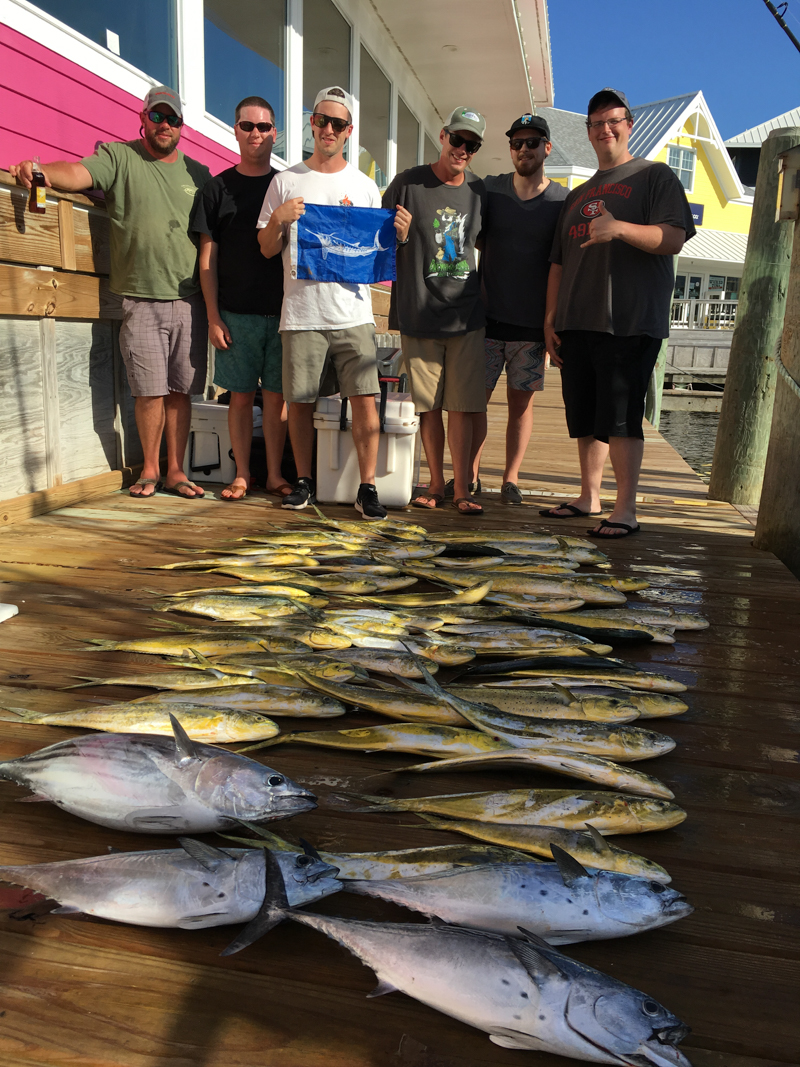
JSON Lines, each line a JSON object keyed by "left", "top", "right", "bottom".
{"left": 258, "top": 161, "right": 382, "bottom": 331}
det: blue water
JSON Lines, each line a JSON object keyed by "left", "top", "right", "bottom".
{"left": 658, "top": 411, "right": 720, "bottom": 483}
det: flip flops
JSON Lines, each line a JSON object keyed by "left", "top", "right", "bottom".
{"left": 453, "top": 497, "right": 483, "bottom": 516}
{"left": 411, "top": 493, "right": 444, "bottom": 510}
{"left": 221, "top": 483, "right": 248, "bottom": 501}
{"left": 128, "top": 478, "right": 162, "bottom": 498}
{"left": 162, "top": 481, "right": 204, "bottom": 499}
{"left": 265, "top": 483, "right": 293, "bottom": 498}
{"left": 588, "top": 520, "right": 640, "bottom": 539}
{"left": 540, "top": 503, "right": 603, "bottom": 518}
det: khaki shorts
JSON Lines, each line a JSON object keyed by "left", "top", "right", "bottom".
{"left": 281, "top": 324, "right": 379, "bottom": 403}
{"left": 119, "top": 292, "right": 208, "bottom": 397}
{"left": 401, "top": 329, "right": 487, "bottom": 413}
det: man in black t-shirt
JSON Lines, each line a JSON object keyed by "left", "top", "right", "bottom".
{"left": 473, "top": 113, "right": 567, "bottom": 505}
{"left": 194, "top": 96, "right": 287, "bottom": 501}
{"left": 542, "top": 88, "right": 695, "bottom": 538}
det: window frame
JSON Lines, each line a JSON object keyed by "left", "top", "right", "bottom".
{"left": 667, "top": 143, "right": 696, "bottom": 194}
{"left": 357, "top": 40, "right": 392, "bottom": 188}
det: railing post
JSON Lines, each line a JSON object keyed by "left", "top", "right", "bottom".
{"left": 708, "top": 127, "right": 800, "bottom": 505}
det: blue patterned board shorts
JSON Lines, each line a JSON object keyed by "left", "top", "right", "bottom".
{"left": 214, "top": 310, "right": 282, "bottom": 394}
{"left": 485, "top": 338, "right": 546, "bottom": 393}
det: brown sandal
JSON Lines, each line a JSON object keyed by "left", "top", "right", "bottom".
{"left": 453, "top": 497, "right": 483, "bottom": 516}
{"left": 411, "top": 493, "right": 444, "bottom": 510}
{"left": 221, "top": 482, "right": 248, "bottom": 501}
{"left": 265, "top": 483, "right": 293, "bottom": 498}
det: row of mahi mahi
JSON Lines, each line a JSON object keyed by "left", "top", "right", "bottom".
{"left": 0, "top": 512, "right": 702, "bottom": 1065}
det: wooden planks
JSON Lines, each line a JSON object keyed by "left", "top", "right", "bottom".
{"left": 0, "top": 263, "right": 121, "bottom": 319}
{"left": 0, "top": 395, "right": 795, "bottom": 1067}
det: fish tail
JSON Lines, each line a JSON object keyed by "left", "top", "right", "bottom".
{"left": 234, "top": 736, "right": 286, "bottom": 754}
{"left": 60, "top": 677, "right": 103, "bottom": 689}
{"left": 0, "top": 707, "right": 41, "bottom": 723}
{"left": 339, "top": 791, "right": 404, "bottom": 812}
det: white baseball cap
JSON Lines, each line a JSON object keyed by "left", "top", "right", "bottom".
{"left": 313, "top": 86, "right": 354, "bottom": 121}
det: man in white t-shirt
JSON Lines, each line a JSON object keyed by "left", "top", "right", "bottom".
{"left": 257, "top": 86, "right": 385, "bottom": 518}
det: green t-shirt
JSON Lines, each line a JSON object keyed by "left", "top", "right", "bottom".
{"left": 81, "top": 140, "right": 211, "bottom": 300}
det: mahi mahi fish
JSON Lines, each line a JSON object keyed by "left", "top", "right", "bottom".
{"left": 136, "top": 685, "right": 347, "bottom": 717}
{"left": 444, "top": 685, "right": 640, "bottom": 722}
{"left": 345, "top": 845, "right": 691, "bottom": 943}
{"left": 221, "top": 851, "right": 693, "bottom": 1067}
{"left": 0, "top": 838, "right": 341, "bottom": 926}
{"left": 480, "top": 682, "right": 689, "bottom": 719}
{"left": 350, "top": 789, "right": 686, "bottom": 834}
{"left": 0, "top": 716, "right": 315, "bottom": 834}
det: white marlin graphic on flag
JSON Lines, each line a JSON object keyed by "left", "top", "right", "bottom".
{"left": 307, "top": 229, "right": 391, "bottom": 259}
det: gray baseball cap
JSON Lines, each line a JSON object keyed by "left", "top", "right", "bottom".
{"left": 444, "top": 106, "right": 486, "bottom": 140}
{"left": 142, "top": 85, "right": 182, "bottom": 118}
{"left": 314, "top": 86, "right": 354, "bottom": 121}
{"left": 587, "top": 88, "right": 630, "bottom": 116}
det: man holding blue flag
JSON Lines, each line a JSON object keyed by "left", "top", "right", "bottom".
{"left": 257, "top": 86, "right": 387, "bottom": 519}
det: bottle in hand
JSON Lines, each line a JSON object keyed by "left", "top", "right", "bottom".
{"left": 29, "top": 157, "right": 46, "bottom": 214}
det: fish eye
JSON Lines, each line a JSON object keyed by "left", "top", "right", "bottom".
{"left": 295, "top": 854, "right": 312, "bottom": 867}
{"left": 642, "top": 1000, "right": 661, "bottom": 1016}
{"left": 650, "top": 882, "right": 667, "bottom": 893}
{"left": 268, "top": 774, "right": 284, "bottom": 786}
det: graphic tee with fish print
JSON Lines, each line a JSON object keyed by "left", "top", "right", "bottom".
{"left": 382, "top": 165, "right": 487, "bottom": 337}
{"left": 258, "top": 161, "right": 381, "bottom": 331}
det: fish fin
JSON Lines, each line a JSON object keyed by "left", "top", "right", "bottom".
{"left": 398, "top": 643, "right": 444, "bottom": 694}
{"left": 550, "top": 844, "right": 590, "bottom": 887}
{"left": 510, "top": 929, "right": 572, "bottom": 979}
{"left": 552, "top": 682, "right": 577, "bottom": 704}
{"left": 51, "top": 905, "right": 84, "bottom": 915}
{"left": 299, "top": 838, "right": 323, "bottom": 862}
{"left": 15, "top": 794, "right": 50, "bottom": 803}
{"left": 169, "top": 713, "right": 200, "bottom": 763}
{"left": 585, "top": 823, "right": 610, "bottom": 851}
{"left": 366, "top": 979, "right": 399, "bottom": 998}
{"left": 490, "top": 1032, "right": 539, "bottom": 1051}
{"left": 220, "top": 846, "right": 290, "bottom": 956}
{"left": 178, "top": 837, "right": 232, "bottom": 872}
{"left": 188, "top": 648, "right": 213, "bottom": 667}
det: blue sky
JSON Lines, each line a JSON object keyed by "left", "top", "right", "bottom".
{"left": 548, "top": 0, "right": 800, "bottom": 139}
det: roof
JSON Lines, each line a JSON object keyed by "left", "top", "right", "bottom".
{"left": 629, "top": 93, "right": 700, "bottom": 157}
{"left": 725, "top": 106, "right": 800, "bottom": 147}
{"left": 537, "top": 107, "right": 598, "bottom": 169}
{"left": 678, "top": 228, "right": 748, "bottom": 265}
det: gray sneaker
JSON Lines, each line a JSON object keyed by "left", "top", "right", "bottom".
{"left": 501, "top": 481, "right": 524, "bottom": 505}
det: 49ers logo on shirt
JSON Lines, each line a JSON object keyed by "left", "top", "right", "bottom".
{"left": 580, "top": 199, "right": 605, "bottom": 218}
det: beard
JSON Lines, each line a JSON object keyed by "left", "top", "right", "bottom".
{"left": 514, "top": 156, "right": 542, "bottom": 177}
{"left": 143, "top": 125, "right": 181, "bottom": 157}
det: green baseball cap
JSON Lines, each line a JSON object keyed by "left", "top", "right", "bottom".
{"left": 443, "top": 106, "right": 486, "bottom": 140}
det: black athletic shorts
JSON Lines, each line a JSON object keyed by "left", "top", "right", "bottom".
{"left": 558, "top": 331, "right": 661, "bottom": 443}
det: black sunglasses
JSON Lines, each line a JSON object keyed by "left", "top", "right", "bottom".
{"left": 311, "top": 112, "right": 350, "bottom": 134}
{"left": 510, "top": 136, "right": 545, "bottom": 151}
{"left": 448, "top": 132, "right": 481, "bottom": 154}
{"left": 237, "top": 120, "right": 275, "bottom": 133}
{"left": 147, "top": 110, "right": 182, "bottom": 127}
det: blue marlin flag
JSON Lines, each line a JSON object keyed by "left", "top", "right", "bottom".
{"left": 295, "top": 204, "right": 396, "bottom": 283}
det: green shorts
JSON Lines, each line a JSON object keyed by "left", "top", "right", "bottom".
{"left": 213, "top": 310, "right": 282, "bottom": 394}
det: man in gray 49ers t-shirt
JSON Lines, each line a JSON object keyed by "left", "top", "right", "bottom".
{"left": 543, "top": 88, "right": 695, "bottom": 539}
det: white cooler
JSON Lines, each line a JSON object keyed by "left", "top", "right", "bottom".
{"left": 314, "top": 392, "right": 419, "bottom": 507}
{"left": 183, "top": 400, "right": 236, "bottom": 484}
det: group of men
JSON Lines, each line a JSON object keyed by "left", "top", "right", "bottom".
{"left": 10, "top": 83, "right": 694, "bottom": 536}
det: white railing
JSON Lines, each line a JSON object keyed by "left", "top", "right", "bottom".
{"left": 670, "top": 298, "right": 738, "bottom": 330}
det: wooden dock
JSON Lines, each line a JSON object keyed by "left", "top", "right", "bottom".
{"left": 0, "top": 373, "right": 797, "bottom": 1067}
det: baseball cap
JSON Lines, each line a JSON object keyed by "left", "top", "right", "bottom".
{"left": 142, "top": 85, "right": 182, "bottom": 118}
{"left": 587, "top": 88, "right": 630, "bottom": 116}
{"left": 443, "top": 106, "right": 486, "bottom": 140}
{"left": 314, "top": 86, "right": 355, "bottom": 121}
{"left": 505, "top": 113, "right": 550, "bottom": 140}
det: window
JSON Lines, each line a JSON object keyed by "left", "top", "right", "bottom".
{"left": 204, "top": 0, "right": 286, "bottom": 158}
{"left": 34, "top": 0, "right": 177, "bottom": 87}
{"left": 707, "top": 275, "right": 725, "bottom": 294}
{"left": 358, "top": 46, "right": 390, "bottom": 188}
{"left": 725, "top": 276, "right": 740, "bottom": 299}
{"left": 396, "top": 97, "right": 419, "bottom": 173}
{"left": 674, "top": 275, "right": 686, "bottom": 299}
{"left": 424, "top": 134, "right": 440, "bottom": 165}
{"left": 303, "top": 0, "right": 351, "bottom": 160}
{"left": 667, "top": 144, "right": 695, "bottom": 191}
{"left": 687, "top": 276, "right": 702, "bottom": 300}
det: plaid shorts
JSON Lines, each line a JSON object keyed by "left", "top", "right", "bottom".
{"left": 119, "top": 292, "right": 208, "bottom": 397}
{"left": 485, "top": 338, "right": 546, "bottom": 392}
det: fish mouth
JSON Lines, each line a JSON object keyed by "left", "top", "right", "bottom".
{"left": 629, "top": 1032, "right": 693, "bottom": 1067}
{"left": 266, "top": 793, "right": 318, "bottom": 815}
{"left": 664, "top": 895, "right": 693, "bottom": 919}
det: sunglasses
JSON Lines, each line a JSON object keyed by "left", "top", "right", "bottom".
{"left": 510, "top": 136, "right": 545, "bottom": 151}
{"left": 147, "top": 110, "right": 182, "bottom": 127}
{"left": 311, "top": 112, "right": 350, "bottom": 134}
{"left": 237, "top": 120, "right": 275, "bottom": 133}
{"left": 448, "top": 132, "right": 481, "bottom": 154}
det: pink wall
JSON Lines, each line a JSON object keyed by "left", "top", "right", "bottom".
{"left": 0, "top": 24, "right": 238, "bottom": 176}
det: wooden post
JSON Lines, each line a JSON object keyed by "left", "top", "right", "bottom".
{"left": 708, "top": 127, "right": 800, "bottom": 504}
{"left": 753, "top": 216, "right": 800, "bottom": 575}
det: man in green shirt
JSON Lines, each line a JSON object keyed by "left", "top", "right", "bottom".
{"left": 11, "top": 86, "right": 212, "bottom": 499}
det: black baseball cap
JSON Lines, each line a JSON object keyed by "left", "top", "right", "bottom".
{"left": 505, "top": 113, "right": 550, "bottom": 140}
{"left": 587, "top": 88, "right": 630, "bottom": 116}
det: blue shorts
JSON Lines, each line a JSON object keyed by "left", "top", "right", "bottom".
{"left": 214, "top": 311, "right": 282, "bottom": 394}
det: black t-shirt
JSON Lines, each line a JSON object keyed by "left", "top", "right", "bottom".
{"left": 481, "top": 174, "right": 568, "bottom": 342}
{"left": 192, "top": 167, "right": 283, "bottom": 316}
{"left": 550, "top": 158, "right": 695, "bottom": 338}
{"left": 382, "top": 165, "right": 486, "bottom": 338}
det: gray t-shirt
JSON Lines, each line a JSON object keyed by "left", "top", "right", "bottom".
{"left": 550, "top": 158, "right": 695, "bottom": 338}
{"left": 382, "top": 165, "right": 486, "bottom": 338}
{"left": 481, "top": 174, "right": 567, "bottom": 341}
